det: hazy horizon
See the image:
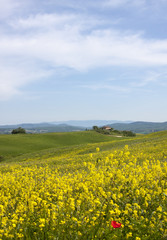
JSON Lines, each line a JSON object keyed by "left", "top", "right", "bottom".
{"left": 1, "top": 119, "right": 167, "bottom": 127}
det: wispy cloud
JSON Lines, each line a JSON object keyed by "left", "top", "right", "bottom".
{"left": 0, "top": 0, "right": 29, "bottom": 19}
{"left": 2, "top": 15, "right": 167, "bottom": 69}
{"left": 1, "top": 2, "right": 167, "bottom": 100}
{"left": 81, "top": 69, "right": 167, "bottom": 94}
{"left": 81, "top": 83, "right": 130, "bottom": 93}
{"left": 2, "top": 13, "right": 167, "bottom": 63}
{"left": 131, "top": 71, "right": 167, "bottom": 88}
{"left": 0, "top": 59, "right": 54, "bottom": 100}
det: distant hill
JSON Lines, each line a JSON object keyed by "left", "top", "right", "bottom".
{"left": 52, "top": 120, "right": 132, "bottom": 127}
{"left": 1, "top": 120, "right": 167, "bottom": 134}
{"left": 0, "top": 120, "right": 132, "bottom": 134}
{"left": 108, "top": 121, "right": 167, "bottom": 134}
{"left": 0, "top": 123, "right": 85, "bottom": 134}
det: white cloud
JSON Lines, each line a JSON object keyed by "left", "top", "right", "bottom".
{"left": 1, "top": 11, "right": 167, "bottom": 100}
{"left": 10, "top": 13, "right": 106, "bottom": 33}
{"left": 11, "top": 14, "right": 77, "bottom": 30}
{"left": 0, "top": 60, "right": 54, "bottom": 100}
{"left": 81, "top": 83, "right": 130, "bottom": 93}
{"left": 0, "top": 0, "right": 27, "bottom": 19}
{"left": 131, "top": 71, "right": 167, "bottom": 88}
{"left": 2, "top": 16, "right": 167, "bottom": 68}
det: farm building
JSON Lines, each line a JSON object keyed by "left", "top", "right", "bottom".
{"left": 102, "top": 126, "right": 112, "bottom": 130}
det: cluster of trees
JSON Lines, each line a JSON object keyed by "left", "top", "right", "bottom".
{"left": 11, "top": 127, "right": 26, "bottom": 134}
{"left": 121, "top": 130, "right": 136, "bottom": 137}
{"left": 92, "top": 126, "right": 136, "bottom": 137}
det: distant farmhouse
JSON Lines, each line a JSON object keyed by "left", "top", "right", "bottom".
{"left": 102, "top": 126, "right": 112, "bottom": 130}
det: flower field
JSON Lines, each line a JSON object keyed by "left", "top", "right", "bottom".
{"left": 0, "top": 132, "right": 167, "bottom": 239}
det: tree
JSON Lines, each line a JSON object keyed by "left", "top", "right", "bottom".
{"left": 11, "top": 127, "right": 26, "bottom": 134}
{"left": 122, "top": 130, "right": 136, "bottom": 137}
{"left": 93, "top": 126, "right": 99, "bottom": 131}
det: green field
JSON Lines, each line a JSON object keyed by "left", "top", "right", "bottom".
{"left": 1, "top": 130, "right": 166, "bottom": 163}
{"left": 0, "top": 131, "right": 129, "bottom": 161}
{"left": 1, "top": 129, "right": 166, "bottom": 162}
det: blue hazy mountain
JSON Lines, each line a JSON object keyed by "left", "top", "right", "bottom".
{"left": 1, "top": 120, "right": 167, "bottom": 134}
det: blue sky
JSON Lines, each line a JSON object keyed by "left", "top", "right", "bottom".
{"left": 1, "top": 0, "right": 167, "bottom": 124}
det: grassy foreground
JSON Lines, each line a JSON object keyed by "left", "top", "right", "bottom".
{"left": 0, "top": 131, "right": 167, "bottom": 239}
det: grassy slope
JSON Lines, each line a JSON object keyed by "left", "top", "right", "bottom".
{"left": 0, "top": 131, "right": 127, "bottom": 160}
{"left": 1, "top": 130, "right": 167, "bottom": 163}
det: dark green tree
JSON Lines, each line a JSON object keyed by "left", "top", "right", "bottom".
{"left": 93, "top": 126, "right": 99, "bottom": 131}
{"left": 11, "top": 127, "right": 26, "bottom": 134}
{"left": 122, "top": 130, "right": 136, "bottom": 137}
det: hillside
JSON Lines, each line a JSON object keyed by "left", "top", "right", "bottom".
{"left": 109, "top": 121, "right": 167, "bottom": 134}
{"left": 0, "top": 131, "right": 128, "bottom": 161}
{"left": 2, "top": 128, "right": 167, "bottom": 162}
{"left": 1, "top": 120, "right": 167, "bottom": 134}
{"left": 0, "top": 130, "right": 167, "bottom": 239}
{"left": 0, "top": 123, "right": 85, "bottom": 134}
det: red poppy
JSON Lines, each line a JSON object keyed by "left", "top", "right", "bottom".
{"left": 111, "top": 221, "right": 121, "bottom": 228}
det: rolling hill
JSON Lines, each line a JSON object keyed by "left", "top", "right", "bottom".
{"left": 0, "top": 131, "right": 126, "bottom": 161}
{"left": 1, "top": 120, "right": 167, "bottom": 134}
{"left": 108, "top": 121, "right": 167, "bottom": 134}
{"left": 0, "top": 123, "right": 85, "bottom": 134}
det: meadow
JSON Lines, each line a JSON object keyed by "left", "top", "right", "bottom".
{"left": 0, "top": 131, "right": 125, "bottom": 161}
{"left": 0, "top": 131, "right": 167, "bottom": 239}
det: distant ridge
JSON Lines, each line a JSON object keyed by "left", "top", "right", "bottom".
{"left": 0, "top": 123, "right": 85, "bottom": 134}
{"left": 51, "top": 120, "right": 132, "bottom": 127}
{"left": 1, "top": 120, "right": 167, "bottom": 134}
{"left": 0, "top": 120, "right": 132, "bottom": 134}
{"left": 0, "top": 120, "right": 132, "bottom": 129}
{"left": 108, "top": 121, "right": 167, "bottom": 134}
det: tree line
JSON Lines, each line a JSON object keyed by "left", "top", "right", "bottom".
{"left": 11, "top": 127, "right": 26, "bottom": 134}
{"left": 92, "top": 126, "right": 136, "bottom": 137}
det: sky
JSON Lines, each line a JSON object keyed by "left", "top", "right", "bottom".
{"left": 1, "top": 0, "right": 167, "bottom": 124}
